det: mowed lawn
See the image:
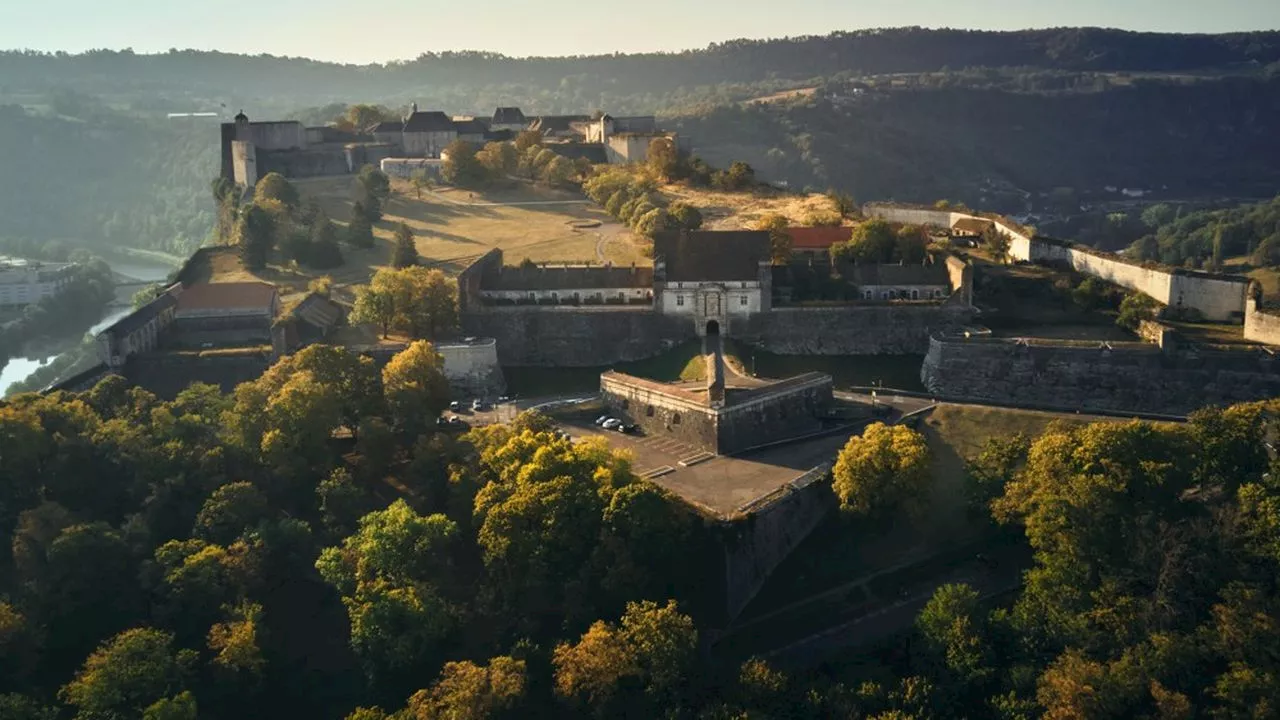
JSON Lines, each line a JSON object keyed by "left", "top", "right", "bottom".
{"left": 295, "top": 176, "right": 651, "bottom": 276}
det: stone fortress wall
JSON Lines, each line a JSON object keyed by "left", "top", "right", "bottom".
{"left": 920, "top": 333, "right": 1280, "bottom": 415}
{"left": 1244, "top": 286, "right": 1280, "bottom": 346}
{"left": 865, "top": 203, "right": 1250, "bottom": 322}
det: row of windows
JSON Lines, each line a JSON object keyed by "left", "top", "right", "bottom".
{"left": 863, "top": 288, "right": 946, "bottom": 300}
{"left": 674, "top": 295, "right": 750, "bottom": 307}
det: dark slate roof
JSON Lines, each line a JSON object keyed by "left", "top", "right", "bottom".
{"left": 482, "top": 264, "right": 653, "bottom": 291}
{"left": 951, "top": 217, "right": 994, "bottom": 234}
{"left": 841, "top": 262, "right": 950, "bottom": 286}
{"left": 372, "top": 121, "right": 402, "bottom": 133}
{"left": 103, "top": 290, "right": 178, "bottom": 337}
{"left": 493, "top": 107, "right": 526, "bottom": 124}
{"left": 529, "top": 115, "right": 591, "bottom": 133}
{"left": 403, "top": 111, "right": 455, "bottom": 133}
{"left": 452, "top": 118, "right": 489, "bottom": 135}
{"left": 545, "top": 142, "right": 607, "bottom": 164}
{"left": 654, "top": 231, "right": 771, "bottom": 282}
{"left": 294, "top": 293, "right": 344, "bottom": 328}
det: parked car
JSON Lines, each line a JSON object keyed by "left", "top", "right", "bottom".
{"left": 471, "top": 398, "right": 484, "bottom": 411}
{"left": 618, "top": 423, "right": 639, "bottom": 434}
{"left": 449, "top": 401, "right": 460, "bottom": 412}
{"left": 602, "top": 418, "right": 623, "bottom": 430}
{"left": 497, "top": 395, "right": 510, "bottom": 404}
{"left": 595, "top": 415, "right": 611, "bottom": 426}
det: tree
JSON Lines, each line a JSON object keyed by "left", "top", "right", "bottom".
{"left": 392, "top": 222, "right": 419, "bottom": 268}
{"left": 553, "top": 600, "right": 697, "bottom": 717}
{"left": 542, "top": 156, "right": 575, "bottom": 187}
{"left": 716, "top": 161, "right": 756, "bottom": 191}
{"left": 236, "top": 204, "right": 274, "bottom": 270}
{"left": 317, "top": 467, "right": 373, "bottom": 538}
{"left": 410, "top": 171, "right": 433, "bottom": 200}
{"left": 442, "top": 140, "right": 487, "bottom": 188}
{"left": 832, "top": 423, "right": 932, "bottom": 518}
{"left": 647, "top": 137, "right": 680, "bottom": 181}
{"left": 350, "top": 267, "right": 457, "bottom": 340}
{"left": 0, "top": 694, "right": 59, "bottom": 720}
{"left": 142, "top": 692, "right": 198, "bottom": 720}
{"left": 1116, "top": 291, "right": 1159, "bottom": 331}
{"left": 207, "top": 601, "right": 266, "bottom": 681}
{"left": 42, "top": 522, "right": 143, "bottom": 666}
{"left": 514, "top": 130, "right": 543, "bottom": 153}
{"left": 668, "top": 202, "right": 703, "bottom": 230}
{"left": 382, "top": 341, "right": 452, "bottom": 438}
{"left": 894, "top": 225, "right": 928, "bottom": 263}
{"left": 476, "top": 142, "right": 518, "bottom": 177}
{"left": 917, "top": 583, "right": 993, "bottom": 686}
{"left": 405, "top": 656, "right": 527, "bottom": 720}
{"left": 193, "top": 482, "right": 271, "bottom": 545}
{"left": 309, "top": 216, "right": 344, "bottom": 269}
{"left": 357, "top": 164, "right": 391, "bottom": 206}
{"left": 348, "top": 203, "right": 376, "bottom": 249}
{"left": 981, "top": 224, "right": 1010, "bottom": 260}
{"left": 828, "top": 189, "right": 858, "bottom": 218}
{"left": 757, "top": 213, "right": 792, "bottom": 264}
{"left": 60, "top": 628, "right": 196, "bottom": 720}
{"left": 352, "top": 284, "right": 395, "bottom": 338}
{"left": 255, "top": 172, "right": 300, "bottom": 210}
{"left": 841, "top": 219, "right": 896, "bottom": 263}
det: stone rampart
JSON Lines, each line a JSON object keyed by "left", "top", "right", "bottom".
{"left": 461, "top": 307, "right": 692, "bottom": 366}
{"left": 721, "top": 465, "right": 835, "bottom": 620}
{"left": 921, "top": 334, "right": 1280, "bottom": 415}
{"left": 1245, "top": 291, "right": 1280, "bottom": 346}
{"left": 736, "top": 304, "right": 976, "bottom": 355}
{"left": 866, "top": 202, "right": 1249, "bottom": 322}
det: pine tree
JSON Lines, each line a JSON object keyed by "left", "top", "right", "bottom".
{"left": 392, "top": 223, "right": 419, "bottom": 268}
{"left": 347, "top": 203, "right": 375, "bottom": 249}
{"left": 237, "top": 205, "right": 273, "bottom": 270}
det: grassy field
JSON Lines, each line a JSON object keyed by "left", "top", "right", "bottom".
{"left": 659, "top": 182, "right": 848, "bottom": 230}
{"left": 299, "top": 176, "right": 649, "bottom": 271}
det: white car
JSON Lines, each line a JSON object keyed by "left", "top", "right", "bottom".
{"left": 602, "top": 418, "right": 623, "bottom": 430}
{"left": 595, "top": 415, "right": 611, "bottom": 426}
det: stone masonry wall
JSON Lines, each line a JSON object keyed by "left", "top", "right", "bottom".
{"left": 736, "top": 304, "right": 976, "bottom": 355}
{"left": 462, "top": 307, "right": 692, "bottom": 366}
{"left": 1245, "top": 293, "right": 1280, "bottom": 346}
{"left": 921, "top": 335, "right": 1280, "bottom": 415}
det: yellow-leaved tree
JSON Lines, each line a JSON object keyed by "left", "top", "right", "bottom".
{"left": 831, "top": 422, "right": 932, "bottom": 518}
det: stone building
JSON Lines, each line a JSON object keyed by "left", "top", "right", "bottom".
{"left": 476, "top": 258, "right": 654, "bottom": 305}
{"left": 845, "top": 263, "right": 952, "bottom": 301}
{"left": 528, "top": 115, "right": 592, "bottom": 139}
{"left": 490, "top": 107, "right": 527, "bottom": 133}
{"left": 601, "top": 327, "right": 833, "bottom": 455}
{"left": 172, "top": 282, "right": 279, "bottom": 346}
{"left": 785, "top": 226, "right": 852, "bottom": 261}
{"left": 96, "top": 286, "right": 181, "bottom": 368}
{"left": 452, "top": 118, "right": 489, "bottom": 144}
{"left": 653, "top": 230, "right": 773, "bottom": 334}
{"left": 402, "top": 109, "right": 457, "bottom": 158}
{"left": 0, "top": 259, "right": 74, "bottom": 308}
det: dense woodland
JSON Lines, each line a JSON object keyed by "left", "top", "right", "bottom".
{"left": 3, "top": 343, "right": 1280, "bottom": 718}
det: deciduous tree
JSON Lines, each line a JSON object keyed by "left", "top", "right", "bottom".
{"left": 382, "top": 341, "right": 451, "bottom": 439}
{"left": 404, "top": 656, "right": 527, "bottom": 720}
{"left": 392, "top": 222, "right": 419, "bottom": 268}
{"left": 832, "top": 422, "right": 932, "bottom": 518}
{"left": 60, "top": 628, "right": 197, "bottom": 720}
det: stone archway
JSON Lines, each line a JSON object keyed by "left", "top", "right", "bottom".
{"left": 706, "top": 319, "right": 721, "bottom": 337}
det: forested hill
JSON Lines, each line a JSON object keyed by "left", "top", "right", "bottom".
{"left": 3, "top": 27, "right": 1280, "bottom": 110}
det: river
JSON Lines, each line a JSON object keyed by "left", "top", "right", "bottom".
{"left": 0, "top": 256, "right": 177, "bottom": 394}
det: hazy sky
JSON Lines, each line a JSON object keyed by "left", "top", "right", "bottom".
{"left": 3, "top": 0, "right": 1278, "bottom": 63}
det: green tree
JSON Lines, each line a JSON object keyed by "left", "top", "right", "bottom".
{"left": 1116, "top": 291, "right": 1159, "bottom": 331}
{"left": 894, "top": 225, "right": 928, "bottom": 263}
{"left": 193, "top": 482, "right": 271, "bottom": 545}
{"left": 410, "top": 171, "right": 433, "bottom": 200}
{"left": 392, "top": 222, "right": 419, "bottom": 268}
{"left": 827, "top": 189, "right": 858, "bottom": 218}
{"left": 0, "top": 694, "right": 59, "bottom": 720}
{"left": 840, "top": 219, "right": 896, "bottom": 263}
{"left": 352, "top": 284, "right": 395, "bottom": 338}
{"left": 668, "top": 202, "right": 703, "bottom": 230}
{"left": 404, "top": 656, "right": 527, "bottom": 720}
{"left": 514, "top": 130, "right": 543, "bottom": 153}
{"left": 357, "top": 164, "right": 391, "bottom": 204}
{"left": 647, "top": 137, "right": 680, "bottom": 181}
{"left": 382, "top": 340, "right": 452, "bottom": 439}
{"left": 442, "top": 140, "right": 488, "bottom": 188}
{"left": 309, "top": 216, "right": 344, "bottom": 269}
{"left": 255, "top": 172, "right": 300, "bottom": 210}
{"left": 142, "top": 692, "right": 198, "bottom": 720}
{"left": 318, "top": 467, "right": 373, "bottom": 538}
{"left": 348, "top": 203, "right": 376, "bottom": 249}
{"left": 831, "top": 423, "right": 932, "bottom": 518}
{"left": 757, "top": 213, "right": 792, "bottom": 264}
{"left": 917, "top": 583, "right": 993, "bottom": 686}
{"left": 42, "top": 523, "right": 143, "bottom": 667}
{"left": 60, "top": 628, "right": 196, "bottom": 720}
{"left": 236, "top": 204, "right": 274, "bottom": 270}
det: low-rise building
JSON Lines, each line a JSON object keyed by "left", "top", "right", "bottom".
{"left": 785, "top": 226, "right": 852, "bottom": 261}
{"left": 846, "top": 262, "right": 952, "bottom": 301}
{"left": 403, "top": 108, "right": 457, "bottom": 158}
{"left": 173, "top": 281, "right": 279, "bottom": 345}
{"left": 96, "top": 286, "right": 180, "bottom": 368}
{"left": 478, "top": 262, "right": 654, "bottom": 305}
{"left": 0, "top": 260, "right": 74, "bottom": 308}
{"left": 654, "top": 230, "right": 773, "bottom": 333}
{"left": 452, "top": 118, "right": 489, "bottom": 144}
{"left": 490, "top": 107, "right": 527, "bottom": 133}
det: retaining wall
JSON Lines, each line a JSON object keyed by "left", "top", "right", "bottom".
{"left": 461, "top": 307, "right": 692, "bottom": 366}
{"left": 921, "top": 335, "right": 1280, "bottom": 415}
{"left": 1244, "top": 294, "right": 1280, "bottom": 346}
{"left": 721, "top": 465, "right": 835, "bottom": 620}
{"left": 736, "top": 304, "right": 976, "bottom": 355}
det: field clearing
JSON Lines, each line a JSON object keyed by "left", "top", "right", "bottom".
{"left": 659, "top": 183, "right": 848, "bottom": 230}
{"left": 297, "top": 176, "right": 650, "bottom": 273}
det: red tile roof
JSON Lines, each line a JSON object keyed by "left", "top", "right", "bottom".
{"left": 176, "top": 282, "right": 277, "bottom": 312}
{"left": 785, "top": 226, "right": 852, "bottom": 250}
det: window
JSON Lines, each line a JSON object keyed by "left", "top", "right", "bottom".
{"left": 933, "top": 289, "right": 943, "bottom": 298}
{"left": 646, "top": 405, "right": 655, "bottom": 417}
{"left": 911, "top": 289, "right": 919, "bottom": 300}
{"left": 672, "top": 413, "right": 681, "bottom": 425}
{"left": 739, "top": 295, "right": 748, "bottom": 306}
{"left": 676, "top": 295, "right": 685, "bottom": 307}
{"left": 621, "top": 399, "right": 629, "bottom": 410}
{"left": 863, "top": 290, "right": 873, "bottom": 300}
{"left": 881, "top": 291, "right": 889, "bottom": 300}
